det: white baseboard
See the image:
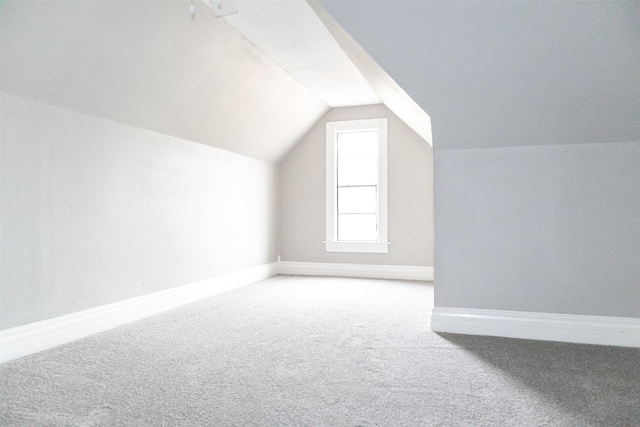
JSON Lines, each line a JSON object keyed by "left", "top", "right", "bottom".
{"left": 431, "top": 306, "right": 640, "bottom": 348}
{"left": 0, "top": 263, "right": 279, "bottom": 364}
{"left": 278, "top": 261, "right": 434, "bottom": 281}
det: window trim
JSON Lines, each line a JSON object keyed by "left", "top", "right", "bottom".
{"left": 325, "top": 118, "right": 388, "bottom": 253}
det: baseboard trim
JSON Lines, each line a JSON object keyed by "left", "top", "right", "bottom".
{"left": 431, "top": 306, "right": 640, "bottom": 348}
{"left": 0, "top": 263, "right": 279, "bottom": 364}
{"left": 278, "top": 261, "right": 434, "bottom": 281}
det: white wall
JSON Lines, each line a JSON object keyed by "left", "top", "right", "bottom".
{"left": 1, "top": 93, "right": 278, "bottom": 330}
{"left": 279, "top": 104, "right": 433, "bottom": 266}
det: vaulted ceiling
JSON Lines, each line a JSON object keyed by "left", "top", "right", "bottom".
{"left": 3, "top": 0, "right": 419, "bottom": 162}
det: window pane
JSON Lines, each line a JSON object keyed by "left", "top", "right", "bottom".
{"left": 338, "top": 158, "right": 377, "bottom": 186}
{"left": 338, "top": 186, "right": 377, "bottom": 214}
{"left": 337, "top": 131, "right": 378, "bottom": 159}
{"left": 338, "top": 214, "right": 378, "bottom": 241}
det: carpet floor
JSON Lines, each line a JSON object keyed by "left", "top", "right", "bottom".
{"left": 1, "top": 275, "right": 639, "bottom": 426}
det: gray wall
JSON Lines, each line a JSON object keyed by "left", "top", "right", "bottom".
{"left": 320, "top": 1, "right": 640, "bottom": 318}
{"left": 279, "top": 104, "right": 433, "bottom": 266}
{"left": 435, "top": 142, "right": 640, "bottom": 317}
{"left": 1, "top": 93, "right": 279, "bottom": 330}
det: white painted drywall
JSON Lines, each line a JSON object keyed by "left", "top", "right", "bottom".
{"left": 279, "top": 104, "right": 433, "bottom": 266}
{"left": 1, "top": 93, "right": 278, "bottom": 330}
{"left": 224, "top": 0, "right": 380, "bottom": 107}
{"left": 1, "top": 1, "right": 328, "bottom": 162}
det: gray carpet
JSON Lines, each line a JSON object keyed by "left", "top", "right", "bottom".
{"left": 1, "top": 275, "right": 639, "bottom": 426}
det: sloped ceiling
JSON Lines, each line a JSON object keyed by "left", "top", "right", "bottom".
{"left": 224, "top": 0, "right": 380, "bottom": 108}
{"left": 1, "top": 1, "right": 332, "bottom": 162}
{"left": 319, "top": 0, "right": 640, "bottom": 150}
{"left": 308, "top": 0, "right": 432, "bottom": 146}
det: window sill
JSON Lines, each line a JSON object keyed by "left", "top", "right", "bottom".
{"left": 325, "top": 241, "right": 389, "bottom": 254}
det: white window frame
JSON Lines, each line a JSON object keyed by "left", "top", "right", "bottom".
{"left": 325, "top": 118, "right": 388, "bottom": 253}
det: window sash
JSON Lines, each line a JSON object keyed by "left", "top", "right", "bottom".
{"left": 326, "top": 118, "right": 388, "bottom": 253}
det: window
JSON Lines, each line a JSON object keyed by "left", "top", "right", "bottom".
{"left": 325, "top": 118, "right": 388, "bottom": 253}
